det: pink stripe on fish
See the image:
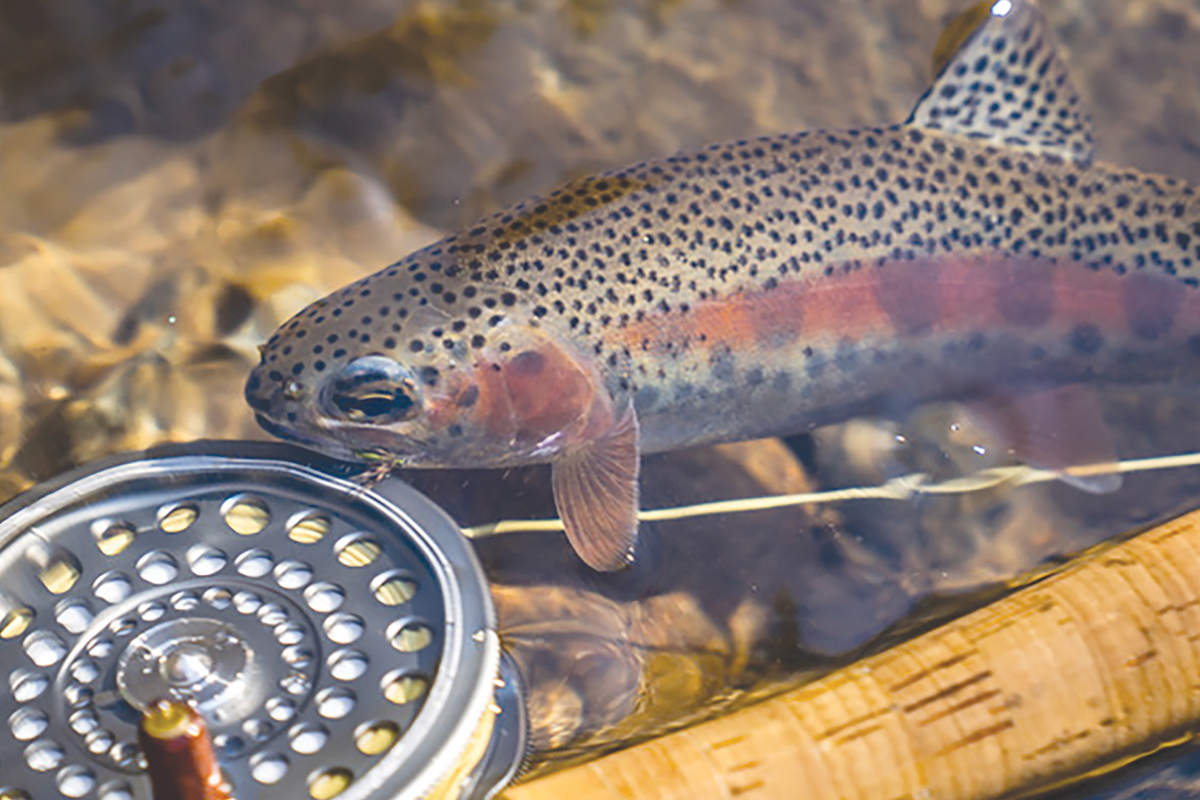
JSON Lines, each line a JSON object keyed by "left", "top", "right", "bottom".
{"left": 613, "top": 256, "right": 1200, "bottom": 363}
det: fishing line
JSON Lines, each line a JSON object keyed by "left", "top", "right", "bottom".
{"left": 462, "top": 449, "right": 1200, "bottom": 538}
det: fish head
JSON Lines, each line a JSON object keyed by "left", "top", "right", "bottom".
{"left": 245, "top": 308, "right": 467, "bottom": 467}
{"left": 246, "top": 256, "right": 609, "bottom": 469}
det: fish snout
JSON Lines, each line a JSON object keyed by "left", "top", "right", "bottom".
{"left": 244, "top": 363, "right": 288, "bottom": 417}
{"left": 246, "top": 367, "right": 349, "bottom": 458}
{"left": 244, "top": 361, "right": 313, "bottom": 430}
{"left": 244, "top": 365, "right": 272, "bottom": 415}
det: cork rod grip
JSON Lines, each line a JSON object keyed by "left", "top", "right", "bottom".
{"left": 506, "top": 508, "right": 1200, "bottom": 800}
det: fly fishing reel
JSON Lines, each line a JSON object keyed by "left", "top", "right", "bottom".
{"left": 0, "top": 442, "right": 525, "bottom": 800}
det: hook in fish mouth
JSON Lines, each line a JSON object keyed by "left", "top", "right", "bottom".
{"left": 350, "top": 450, "right": 406, "bottom": 488}
{"left": 353, "top": 449, "right": 412, "bottom": 467}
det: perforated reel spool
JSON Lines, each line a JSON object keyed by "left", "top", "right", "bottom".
{"left": 0, "top": 442, "right": 526, "bottom": 800}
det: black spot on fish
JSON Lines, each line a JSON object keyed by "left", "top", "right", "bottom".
{"left": 419, "top": 366, "right": 440, "bottom": 386}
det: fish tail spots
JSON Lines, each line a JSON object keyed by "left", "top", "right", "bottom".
{"left": 552, "top": 404, "right": 641, "bottom": 571}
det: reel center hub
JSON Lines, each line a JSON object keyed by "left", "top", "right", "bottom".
{"left": 163, "top": 644, "right": 215, "bottom": 686}
{"left": 118, "top": 618, "right": 255, "bottom": 719}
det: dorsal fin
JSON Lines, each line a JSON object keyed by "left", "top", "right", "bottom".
{"left": 906, "top": 0, "right": 1094, "bottom": 165}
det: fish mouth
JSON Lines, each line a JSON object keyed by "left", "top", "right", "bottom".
{"left": 254, "top": 412, "right": 417, "bottom": 465}
{"left": 254, "top": 413, "right": 348, "bottom": 456}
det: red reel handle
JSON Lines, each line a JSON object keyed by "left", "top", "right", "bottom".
{"left": 137, "top": 699, "right": 233, "bottom": 800}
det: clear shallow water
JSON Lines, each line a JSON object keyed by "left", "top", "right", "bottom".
{"left": 1, "top": 0, "right": 1199, "bottom": 790}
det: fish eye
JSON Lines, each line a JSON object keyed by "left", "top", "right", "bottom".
{"left": 322, "top": 356, "right": 420, "bottom": 424}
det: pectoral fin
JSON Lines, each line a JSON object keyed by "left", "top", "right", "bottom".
{"left": 551, "top": 404, "right": 641, "bottom": 571}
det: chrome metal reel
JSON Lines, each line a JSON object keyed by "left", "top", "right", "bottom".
{"left": 0, "top": 442, "right": 525, "bottom": 800}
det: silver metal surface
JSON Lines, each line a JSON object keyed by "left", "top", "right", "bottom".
{"left": 0, "top": 442, "right": 522, "bottom": 800}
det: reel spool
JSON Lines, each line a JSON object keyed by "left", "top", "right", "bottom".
{"left": 0, "top": 442, "right": 525, "bottom": 800}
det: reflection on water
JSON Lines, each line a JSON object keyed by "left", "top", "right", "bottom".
{"left": 1, "top": 0, "right": 1199, "bottom": 791}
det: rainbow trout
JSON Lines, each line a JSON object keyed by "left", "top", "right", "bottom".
{"left": 247, "top": 0, "right": 1200, "bottom": 570}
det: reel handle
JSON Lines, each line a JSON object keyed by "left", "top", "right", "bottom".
{"left": 138, "top": 700, "right": 232, "bottom": 800}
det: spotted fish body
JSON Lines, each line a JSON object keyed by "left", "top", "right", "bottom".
{"left": 247, "top": 0, "right": 1200, "bottom": 570}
